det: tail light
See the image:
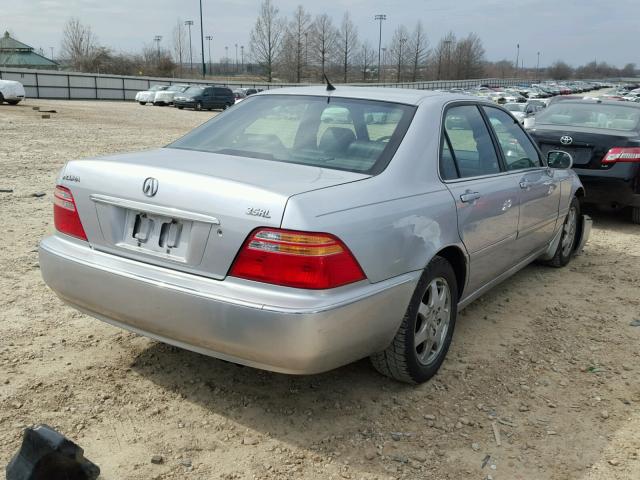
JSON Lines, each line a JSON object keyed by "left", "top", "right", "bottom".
{"left": 229, "top": 228, "right": 366, "bottom": 289}
{"left": 53, "top": 185, "right": 87, "bottom": 240}
{"left": 602, "top": 147, "right": 640, "bottom": 164}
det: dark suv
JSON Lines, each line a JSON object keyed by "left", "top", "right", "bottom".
{"left": 174, "top": 86, "right": 234, "bottom": 111}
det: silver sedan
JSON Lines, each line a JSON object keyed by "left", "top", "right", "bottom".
{"left": 39, "top": 87, "right": 591, "bottom": 384}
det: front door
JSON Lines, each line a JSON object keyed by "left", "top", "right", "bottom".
{"left": 440, "top": 105, "right": 521, "bottom": 294}
{"left": 482, "top": 106, "right": 561, "bottom": 257}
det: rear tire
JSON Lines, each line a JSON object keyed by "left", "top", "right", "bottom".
{"left": 7, "top": 100, "right": 20, "bottom": 105}
{"left": 195, "top": 101, "right": 203, "bottom": 111}
{"left": 632, "top": 207, "right": 640, "bottom": 225}
{"left": 139, "top": 101, "right": 146, "bottom": 105}
{"left": 177, "top": 106, "right": 184, "bottom": 109}
{"left": 370, "top": 256, "right": 458, "bottom": 384}
{"left": 545, "top": 196, "right": 580, "bottom": 268}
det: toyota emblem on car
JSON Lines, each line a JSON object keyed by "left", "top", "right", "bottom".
{"left": 560, "top": 135, "right": 573, "bottom": 145}
{"left": 142, "top": 177, "right": 159, "bottom": 197}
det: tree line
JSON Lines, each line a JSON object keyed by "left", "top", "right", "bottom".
{"left": 60, "top": 9, "right": 637, "bottom": 83}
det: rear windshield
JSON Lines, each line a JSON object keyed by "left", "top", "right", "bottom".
{"left": 168, "top": 95, "right": 416, "bottom": 174}
{"left": 536, "top": 102, "right": 640, "bottom": 131}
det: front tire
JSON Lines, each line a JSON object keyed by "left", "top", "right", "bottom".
{"left": 632, "top": 207, "right": 640, "bottom": 225}
{"left": 139, "top": 101, "right": 146, "bottom": 105}
{"left": 195, "top": 101, "right": 203, "bottom": 111}
{"left": 370, "top": 256, "right": 458, "bottom": 384}
{"left": 546, "top": 196, "right": 580, "bottom": 268}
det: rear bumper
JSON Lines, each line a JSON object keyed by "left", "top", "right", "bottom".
{"left": 578, "top": 175, "right": 640, "bottom": 208}
{"left": 39, "top": 235, "right": 418, "bottom": 374}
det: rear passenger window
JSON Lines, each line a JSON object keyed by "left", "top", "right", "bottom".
{"left": 444, "top": 106, "right": 501, "bottom": 178}
{"left": 483, "top": 107, "right": 542, "bottom": 170}
{"left": 440, "top": 136, "right": 458, "bottom": 180}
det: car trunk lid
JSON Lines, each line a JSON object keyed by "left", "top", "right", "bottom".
{"left": 62, "top": 148, "right": 369, "bottom": 279}
{"left": 530, "top": 124, "right": 640, "bottom": 171}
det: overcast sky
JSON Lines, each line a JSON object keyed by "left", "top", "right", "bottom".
{"left": 5, "top": 0, "right": 638, "bottom": 67}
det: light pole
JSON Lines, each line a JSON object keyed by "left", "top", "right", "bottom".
{"left": 515, "top": 43, "right": 520, "bottom": 78}
{"left": 536, "top": 51, "right": 540, "bottom": 80}
{"left": 235, "top": 44, "right": 238, "bottom": 73}
{"left": 225, "top": 46, "right": 229, "bottom": 74}
{"left": 185, "top": 20, "right": 194, "bottom": 73}
{"left": 199, "top": 0, "right": 205, "bottom": 77}
{"left": 153, "top": 35, "right": 162, "bottom": 62}
{"left": 374, "top": 14, "right": 386, "bottom": 83}
{"left": 241, "top": 45, "right": 245, "bottom": 73}
{"left": 443, "top": 39, "right": 452, "bottom": 80}
{"left": 49, "top": 47, "right": 54, "bottom": 60}
{"left": 205, "top": 35, "right": 213, "bottom": 76}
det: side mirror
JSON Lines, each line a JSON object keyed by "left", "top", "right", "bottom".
{"left": 547, "top": 150, "right": 573, "bottom": 169}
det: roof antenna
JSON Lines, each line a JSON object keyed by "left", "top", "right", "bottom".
{"left": 323, "top": 74, "right": 336, "bottom": 92}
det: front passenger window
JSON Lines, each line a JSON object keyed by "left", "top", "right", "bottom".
{"left": 444, "top": 106, "right": 501, "bottom": 178}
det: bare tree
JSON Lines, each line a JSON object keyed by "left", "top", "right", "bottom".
{"left": 452, "top": 33, "right": 485, "bottom": 79}
{"left": 288, "top": 5, "right": 311, "bottom": 83}
{"left": 338, "top": 12, "right": 359, "bottom": 83}
{"left": 389, "top": 25, "right": 410, "bottom": 83}
{"left": 409, "top": 21, "right": 428, "bottom": 82}
{"left": 310, "top": 13, "right": 338, "bottom": 79}
{"left": 249, "top": 0, "right": 286, "bottom": 82}
{"left": 433, "top": 32, "right": 456, "bottom": 80}
{"left": 61, "top": 17, "right": 98, "bottom": 71}
{"left": 548, "top": 60, "right": 573, "bottom": 80}
{"left": 359, "top": 41, "right": 375, "bottom": 82}
{"left": 172, "top": 19, "right": 188, "bottom": 76}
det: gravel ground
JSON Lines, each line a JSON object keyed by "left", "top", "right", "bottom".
{"left": 0, "top": 99, "right": 639, "bottom": 480}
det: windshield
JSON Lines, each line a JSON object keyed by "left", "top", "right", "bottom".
{"left": 149, "top": 85, "right": 168, "bottom": 92}
{"left": 168, "top": 85, "right": 189, "bottom": 92}
{"left": 168, "top": 95, "right": 416, "bottom": 174}
{"left": 185, "top": 86, "right": 204, "bottom": 95}
{"left": 535, "top": 102, "right": 640, "bottom": 131}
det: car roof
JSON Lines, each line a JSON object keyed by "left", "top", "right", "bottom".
{"left": 257, "top": 86, "right": 472, "bottom": 107}
{"left": 550, "top": 99, "right": 640, "bottom": 108}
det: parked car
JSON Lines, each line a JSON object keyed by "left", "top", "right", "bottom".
{"left": 0, "top": 79, "right": 26, "bottom": 105}
{"left": 39, "top": 87, "right": 590, "bottom": 384}
{"left": 135, "top": 85, "right": 169, "bottom": 105}
{"left": 153, "top": 84, "right": 190, "bottom": 106}
{"left": 504, "top": 102, "right": 526, "bottom": 123}
{"left": 174, "top": 85, "right": 234, "bottom": 111}
{"left": 528, "top": 100, "right": 640, "bottom": 223}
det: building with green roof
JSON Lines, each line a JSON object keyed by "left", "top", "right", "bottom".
{"left": 0, "top": 31, "right": 58, "bottom": 70}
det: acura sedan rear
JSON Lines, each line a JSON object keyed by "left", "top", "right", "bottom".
{"left": 40, "top": 87, "right": 589, "bottom": 383}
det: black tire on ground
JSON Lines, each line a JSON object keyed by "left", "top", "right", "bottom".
{"left": 0, "top": 93, "right": 4, "bottom": 104}
{"left": 545, "top": 196, "right": 580, "bottom": 268}
{"left": 7, "top": 100, "right": 20, "bottom": 105}
{"left": 177, "top": 106, "right": 184, "bottom": 109}
{"left": 139, "top": 102, "right": 146, "bottom": 105}
{"left": 196, "top": 102, "right": 203, "bottom": 111}
{"left": 632, "top": 207, "right": 640, "bottom": 225}
{"left": 370, "top": 255, "right": 458, "bottom": 384}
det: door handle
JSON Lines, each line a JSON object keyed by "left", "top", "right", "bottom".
{"left": 460, "top": 191, "right": 481, "bottom": 203}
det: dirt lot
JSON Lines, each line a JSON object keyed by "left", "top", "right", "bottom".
{"left": 1, "top": 99, "right": 639, "bottom": 480}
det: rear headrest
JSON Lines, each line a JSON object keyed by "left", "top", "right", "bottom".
{"left": 319, "top": 127, "right": 356, "bottom": 154}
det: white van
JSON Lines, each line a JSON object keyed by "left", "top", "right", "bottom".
{"left": 0, "top": 80, "right": 26, "bottom": 105}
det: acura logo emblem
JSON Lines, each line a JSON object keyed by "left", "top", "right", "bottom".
{"left": 142, "top": 177, "right": 159, "bottom": 197}
{"left": 560, "top": 135, "right": 573, "bottom": 145}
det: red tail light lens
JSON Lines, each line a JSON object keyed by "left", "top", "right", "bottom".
{"left": 53, "top": 185, "right": 87, "bottom": 240}
{"left": 602, "top": 147, "right": 640, "bottom": 164}
{"left": 229, "top": 228, "right": 366, "bottom": 289}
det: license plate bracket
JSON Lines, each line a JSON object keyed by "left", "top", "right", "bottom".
{"left": 119, "top": 210, "right": 193, "bottom": 261}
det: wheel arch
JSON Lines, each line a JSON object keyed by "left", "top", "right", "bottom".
{"left": 434, "top": 245, "right": 467, "bottom": 300}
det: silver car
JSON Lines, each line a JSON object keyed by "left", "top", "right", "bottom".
{"left": 39, "top": 87, "right": 591, "bottom": 384}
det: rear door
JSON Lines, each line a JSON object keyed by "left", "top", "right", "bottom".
{"left": 441, "top": 104, "right": 520, "bottom": 294}
{"left": 483, "top": 106, "right": 561, "bottom": 257}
